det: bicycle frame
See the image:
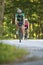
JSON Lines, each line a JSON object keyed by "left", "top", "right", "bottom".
{"left": 25, "top": 29, "right": 28, "bottom": 39}
{"left": 19, "top": 26, "right": 23, "bottom": 42}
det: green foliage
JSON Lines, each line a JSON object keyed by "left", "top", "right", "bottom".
{"left": 0, "top": 0, "right": 43, "bottom": 39}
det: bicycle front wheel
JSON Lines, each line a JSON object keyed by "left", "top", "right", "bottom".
{"left": 19, "top": 26, "right": 23, "bottom": 42}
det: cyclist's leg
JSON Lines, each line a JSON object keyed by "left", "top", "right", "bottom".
{"left": 25, "top": 26, "right": 28, "bottom": 39}
{"left": 18, "top": 21, "right": 24, "bottom": 40}
{"left": 22, "top": 25, "right": 25, "bottom": 39}
{"left": 15, "top": 24, "right": 18, "bottom": 39}
{"left": 19, "top": 25, "right": 23, "bottom": 41}
{"left": 24, "top": 26, "right": 28, "bottom": 39}
{"left": 19, "top": 26, "right": 21, "bottom": 42}
{"left": 27, "top": 28, "right": 29, "bottom": 38}
{"left": 25, "top": 28, "right": 29, "bottom": 39}
{"left": 16, "top": 23, "right": 19, "bottom": 34}
{"left": 26, "top": 29, "right": 28, "bottom": 38}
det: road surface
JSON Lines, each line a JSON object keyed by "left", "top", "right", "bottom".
{"left": 0, "top": 40, "right": 43, "bottom": 65}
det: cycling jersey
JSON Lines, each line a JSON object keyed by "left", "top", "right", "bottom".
{"left": 15, "top": 13, "right": 25, "bottom": 26}
{"left": 25, "top": 21, "right": 28, "bottom": 30}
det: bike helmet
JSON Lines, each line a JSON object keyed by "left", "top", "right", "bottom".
{"left": 25, "top": 18, "right": 28, "bottom": 21}
{"left": 17, "top": 8, "right": 22, "bottom": 13}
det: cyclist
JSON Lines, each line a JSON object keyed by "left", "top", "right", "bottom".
{"left": 24, "top": 18, "right": 29, "bottom": 39}
{"left": 15, "top": 8, "right": 25, "bottom": 39}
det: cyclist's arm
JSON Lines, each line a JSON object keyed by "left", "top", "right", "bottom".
{"left": 28, "top": 21, "right": 29, "bottom": 29}
{"left": 15, "top": 17, "right": 17, "bottom": 25}
{"left": 22, "top": 13, "right": 25, "bottom": 25}
{"left": 15, "top": 14, "right": 18, "bottom": 25}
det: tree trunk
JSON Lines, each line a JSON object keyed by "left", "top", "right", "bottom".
{"left": 0, "top": 0, "right": 4, "bottom": 25}
{"left": 0, "top": 0, "right": 4, "bottom": 37}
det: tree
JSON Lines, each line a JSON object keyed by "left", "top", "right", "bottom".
{"left": 0, "top": 0, "right": 5, "bottom": 38}
{"left": 0, "top": 0, "right": 4, "bottom": 23}
{"left": 0, "top": 0, "right": 43, "bottom": 39}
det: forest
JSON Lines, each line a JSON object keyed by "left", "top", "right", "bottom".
{"left": 0, "top": 0, "right": 43, "bottom": 39}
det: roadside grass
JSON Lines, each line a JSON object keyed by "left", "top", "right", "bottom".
{"left": 0, "top": 43, "right": 29, "bottom": 63}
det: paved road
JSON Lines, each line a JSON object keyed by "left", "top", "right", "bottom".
{"left": 0, "top": 40, "right": 43, "bottom": 48}
{"left": 0, "top": 40, "right": 43, "bottom": 65}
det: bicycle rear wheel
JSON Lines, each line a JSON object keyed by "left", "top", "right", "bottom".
{"left": 25, "top": 29, "right": 28, "bottom": 39}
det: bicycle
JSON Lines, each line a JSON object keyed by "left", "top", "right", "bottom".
{"left": 18, "top": 26, "right": 23, "bottom": 43}
{"left": 25, "top": 29, "right": 28, "bottom": 39}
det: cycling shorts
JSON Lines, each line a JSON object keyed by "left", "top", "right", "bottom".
{"left": 25, "top": 25, "right": 28, "bottom": 30}
{"left": 18, "top": 21, "right": 23, "bottom": 26}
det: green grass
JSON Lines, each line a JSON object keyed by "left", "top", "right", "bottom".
{"left": 0, "top": 43, "right": 29, "bottom": 63}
